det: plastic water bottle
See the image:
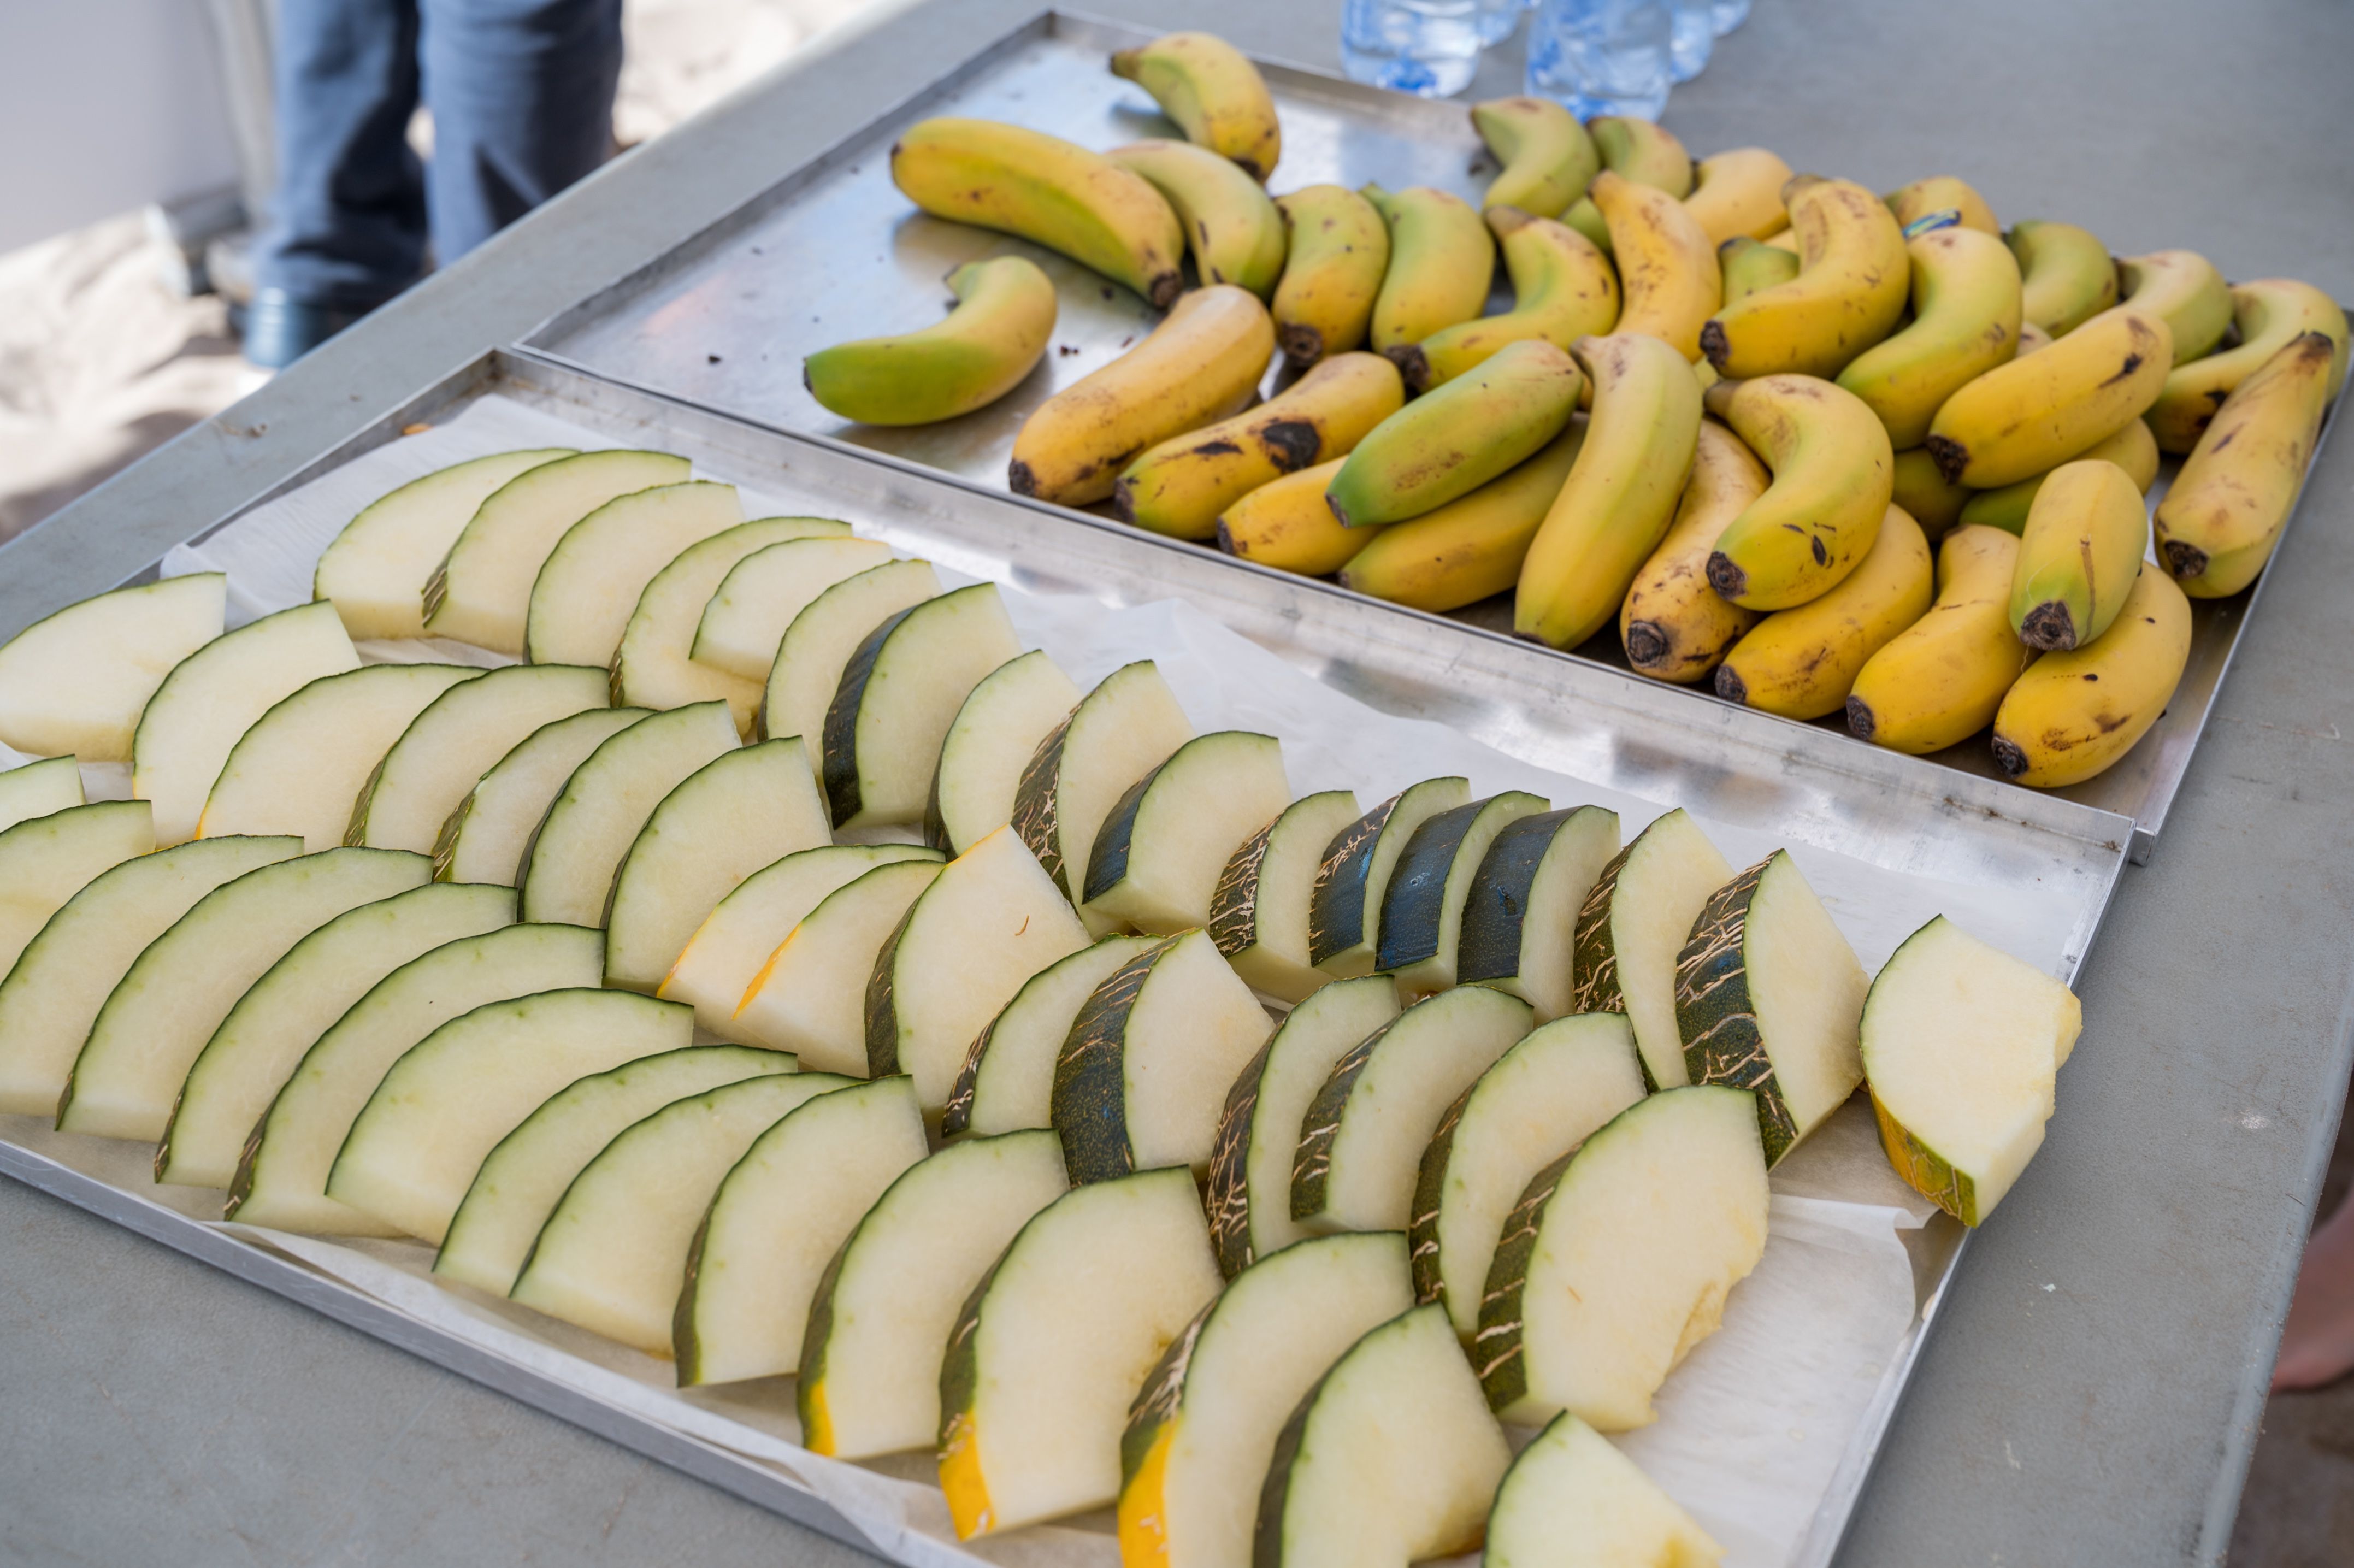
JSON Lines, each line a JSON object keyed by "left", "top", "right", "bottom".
{"left": 1477, "top": 0, "right": 1535, "bottom": 45}
{"left": 1525, "top": 0, "right": 1672, "bottom": 121}
{"left": 1711, "top": 0, "right": 1751, "bottom": 35}
{"left": 1668, "top": 0, "right": 1713, "bottom": 81}
{"left": 1340, "top": 0, "right": 1486, "bottom": 98}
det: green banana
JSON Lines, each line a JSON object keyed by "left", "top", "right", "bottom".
{"left": 1363, "top": 184, "right": 1495, "bottom": 351}
{"left": 1391, "top": 207, "right": 1619, "bottom": 392}
{"left": 1325, "top": 339, "right": 1583, "bottom": 527}
{"left": 2116, "top": 250, "right": 2232, "bottom": 366}
{"left": 2146, "top": 278, "right": 2349, "bottom": 451}
{"left": 1110, "top": 138, "right": 1288, "bottom": 298}
{"left": 1956, "top": 417, "right": 2158, "bottom": 534}
{"left": 1562, "top": 116, "right": 1693, "bottom": 251}
{"left": 1471, "top": 96, "right": 1597, "bottom": 219}
{"left": 1720, "top": 237, "right": 1802, "bottom": 305}
{"left": 1890, "top": 446, "right": 1973, "bottom": 539}
{"left": 1835, "top": 225, "right": 2023, "bottom": 448}
{"left": 2006, "top": 220, "right": 2117, "bottom": 338}
{"left": 802, "top": 257, "right": 1058, "bottom": 426}
{"left": 1340, "top": 420, "right": 1586, "bottom": 612}
{"left": 1109, "top": 32, "right": 1282, "bottom": 180}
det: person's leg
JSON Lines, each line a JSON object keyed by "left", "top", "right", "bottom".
{"left": 417, "top": 0, "right": 623, "bottom": 266}
{"left": 2274, "top": 1193, "right": 2354, "bottom": 1389}
{"left": 250, "top": 0, "right": 428, "bottom": 366}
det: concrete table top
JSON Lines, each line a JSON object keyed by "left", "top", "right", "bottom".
{"left": 4, "top": 1, "right": 2352, "bottom": 1564}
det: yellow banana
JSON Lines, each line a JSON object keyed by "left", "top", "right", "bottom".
{"left": 1620, "top": 419, "right": 1768, "bottom": 682}
{"left": 1009, "top": 285, "right": 1275, "bottom": 505}
{"left": 2154, "top": 331, "right": 2337, "bottom": 597}
{"left": 2016, "top": 321, "right": 2054, "bottom": 355}
{"left": 2146, "top": 279, "right": 2349, "bottom": 452}
{"left": 1326, "top": 339, "right": 1583, "bottom": 526}
{"left": 1890, "top": 446, "right": 1973, "bottom": 538}
{"left": 1110, "top": 32, "right": 1282, "bottom": 181}
{"left": 2008, "top": 458, "right": 2147, "bottom": 650}
{"left": 1990, "top": 565, "right": 2191, "bottom": 787}
{"left": 1562, "top": 116, "right": 1694, "bottom": 251}
{"left": 1702, "top": 373, "right": 1895, "bottom": 609}
{"left": 891, "top": 117, "right": 1184, "bottom": 306}
{"left": 1719, "top": 236, "right": 1801, "bottom": 305}
{"left": 1392, "top": 207, "right": 1618, "bottom": 392}
{"left": 1471, "top": 96, "right": 1597, "bottom": 219}
{"left": 1845, "top": 524, "right": 2033, "bottom": 753}
{"left": 1701, "top": 176, "right": 1909, "bottom": 379}
{"left": 801, "top": 256, "right": 1057, "bottom": 426}
{"left": 1884, "top": 176, "right": 1999, "bottom": 235}
{"left": 1759, "top": 223, "right": 1799, "bottom": 256}
{"left": 2005, "top": 220, "right": 2117, "bottom": 338}
{"left": 1364, "top": 184, "right": 1495, "bottom": 351}
{"left": 1590, "top": 169, "right": 1721, "bottom": 361}
{"left": 1956, "top": 417, "right": 2157, "bottom": 534}
{"left": 2116, "top": 250, "right": 2232, "bottom": 366}
{"left": 1834, "top": 225, "right": 2022, "bottom": 448}
{"left": 1338, "top": 419, "right": 1586, "bottom": 611}
{"left": 1114, "top": 352, "right": 1404, "bottom": 538}
{"left": 1109, "top": 139, "right": 1288, "bottom": 298}
{"left": 1215, "top": 457, "right": 1371, "bottom": 575}
{"left": 1271, "top": 185, "right": 1390, "bottom": 365}
{"left": 1925, "top": 305, "right": 2172, "bottom": 487}
{"left": 1513, "top": 333, "right": 1705, "bottom": 647}
{"left": 1684, "top": 147, "right": 1795, "bottom": 245}
{"left": 1716, "top": 505, "right": 1932, "bottom": 719}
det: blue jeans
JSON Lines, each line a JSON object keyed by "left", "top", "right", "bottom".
{"left": 256, "top": 0, "right": 623, "bottom": 310}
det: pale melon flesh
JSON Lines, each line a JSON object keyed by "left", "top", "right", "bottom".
{"left": 1205, "top": 789, "right": 1360, "bottom": 1003}
{"left": 1484, "top": 1412, "right": 1725, "bottom": 1568}
{"left": 733, "top": 858, "right": 944, "bottom": 1071}
{"left": 352, "top": 663, "right": 609, "bottom": 854}
{"left": 516, "top": 700, "right": 738, "bottom": 927}
{"left": 942, "top": 934, "right": 1158, "bottom": 1139}
{"left": 434, "top": 707, "right": 648, "bottom": 886}
{"left": 924, "top": 649, "right": 1079, "bottom": 856}
{"left": 523, "top": 481, "right": 745, "bottom": 668}
{"left": 691, "top": 533, "right": 890, "bottom": 682}
{"left": 313, "top": 449, "right": 573, "bottom": 640}
{"left": 0, "top": 756, "right": 85, "bottom": 835}
{"left": 762, "top": 559, "right": 942, "bottom": 767}
{"left": 0, "top": 574, "right": 225, "bottom": 761}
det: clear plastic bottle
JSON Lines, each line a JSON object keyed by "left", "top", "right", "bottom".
{"left": 1525, "top": 0, "right": 1672, "bottom": 120}
{"left": 1477, "top": 0, "right": 1535, "bottom": 46}
{"left": 1340, "top": 0, "right": 1486, "bottom": 97}
{"left": 1668, "top": 0, "right": 1714, "bottom": 80}
{"left": 1712, "top": 0, "right": 1752, "bottom": 36}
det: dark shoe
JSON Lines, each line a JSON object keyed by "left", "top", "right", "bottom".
{"left": 242, "top": 288, "right": 375, "bottom": 369}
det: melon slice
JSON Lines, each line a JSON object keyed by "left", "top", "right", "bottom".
{"left": 941, "top": 935, "right": 1158, "bottom": 1139}
{"left": 197, "top": 663, "right": 481, "bottom": 851}
{"left": 1484, "top": 1412, "right": 1725, "bottom": 1568}
{"left": 603, "top": 739, "right": 831, "bottom": 991}
{"left": 433, "top": 707, "right": 648, "bottom": 886}
{"left": 524, "top": 481, "right": 745, "bottom": 667}
{"left": 0, "top": 756, "right": 84, "bottom": 835}
{"left": 823, "top": 583, "right": 1023, "bottom": 829}
{"left": 1053, "top": 929, "right": 1273, "bottom": 1182}
{"left": 1674, "top": 850, "right": 1868, "bottom": 1164}
{"left": 660, "top": 844, "right": 942, "bottom": 1038}
{"left": 350, "top": 664, "right": 610, "bottom": 853}
{"left": 733, "top": 858, "right": 944, "bottom": 1070}
{"left": 1293, "top": 985, "right": 1532, "bottom": 1236}
{"left": 1204, "top": 975, "right": 1401, "bottom": 1277}
{"left": 1308, "top": 777, "right": 1471, "bottom": 978}
{"left": 1011, "top": 659, "right": 1194, "bottom": 913}
{"left": 313, "top": 449, "right": 573, "bottom": 640}
{"left": 1570, "top": 808, "right": 1735, "bottom": 1090}
{"left": 799, "top": 1130, "right": 1069, "bottom": 1460}
{"left": 59, "top": 847, "right": 430, "bottom": 1141}
{"left": 0, "top": 573, "right": 225, "bottom": 761}
{"left": 1118, "top": 1233, "right": 1414, "bottom": 1568}
{"left": 1457, "top": 805, "right": 1620, "bottom": 1022}
{"left": 0, "top": 824, "right": 276, "bottom": 1117}
{"left": 761, "top": 558, "right": 942, "bottom": 763}
{"left": 506, "top": 1069, "right": 853, "bottom": 1351}
{"left": 1409, "top": 1013, "right": 1647, "bottom": 1339}
{"left": 0, "top": 803, "right": 158, "bottom": 989}
{"left": 936, "top": 1166, "right": 1222, "bottom": 1538}
{"left": 1255, "top": 1304, "right": 1511, "bottom": 1568}
{"left": 1862, "top": 916, "right": 2082, "bottom": 1225}
{"left": 1476, "top": 1086, "right": 1769, "bottom": 1429}
{"left": 924, "top": 649, "right": 1079, "bottom": 855}
{"left": 1374, "top": 790, "right": 1550, "bottom": 995}
{"left": 691, "top": 533, "right": 892, "bottom": 682}
{"left": 675, "top": 1075, "right": 931, "bottom": 1384}
{"left": 160, "top": 882, "right": 515, "bottom": 1188}
{"left": 516, "top": 700, "right": 738, "bottom": 927}
{"left": 435, "top": 1044, "right": 796, "bottom": 1297}
{"left": 132, "top": 600, "right": 361, "bottom": 845}
{"left": 1206, "top": 790, "right": 1361, "bottom": 1003}
{"left": 228, "top": 923, "right": 606, "bottom": 1234}
{"left": 1082, "top": 731, "right": 1290, "bottom": 934}
{"left": 424, "top": 449, "right": 690, "bottom": 655}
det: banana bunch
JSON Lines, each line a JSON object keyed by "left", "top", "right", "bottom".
{"left": 1702, "top": 176, "right": 1909, "bottom": 380}
{"left": 1109, "top": 32, "right": 1281, "bottom": 180}
{"left": 2154, "top": 331, "right": 2336, "bottom": 596}
{"left": 2007, "top": 221, "right": 2117, "bottom": 339}
{"left": 1390, "top": 207, "right": 1618, "bottom": 392}
{"left": 1271, "top": 186, "right": 1389, "bottom": 365}
{"left": 1684, "top": 147, "right": 1796, "bottom": 245}
{"left": 803, "top": 257, "right": 1057, "bottom": 426}
{"left": 1835, "top": 225, "right": 2022, "bottom": 449}
{"left": 1621, "top": 420, "right": 1768, "bottom": 682}
{"left": 1340, "top": 421, "right": 1588, "bottom": 612}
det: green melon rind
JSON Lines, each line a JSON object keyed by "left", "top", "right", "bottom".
{"left": 863, "top": 900, "right": 921, "bottom": 1078}
{"left": 1567, "top": 839, "right": 1641, "bottom": 1080}
{"left": 1407, "top": 1081, "right": 1478, "bottom": 1313}
{"left": 1288, "top": 1022, "right": 1393, "bottom": 1222}
{"left": 1871, "top": 1089, "right": 1977, "bottom": 1225}
{"left": 1204, "top": 1039, "right": 1273, "bottom": 1276}
{"left": 1205, "top": 815, "right": 1278, "bottom": 959}
{"left": 1672, "top": 854, "right": 1801, "bottom": 1165}
{"left": 1121, "top": 1297, "right": 1206, "bottom": 1486}
{"left": 1469, "top": 1147, "right": 1572, "bottom": 1414}
{"left": 819, "top": 605, "right": 921, "bottom": 827}
{"left": 1305, "top": 795, "right": 1398, "bottom": 969}
{"left": 941, "top": 935, "right": 1156, "bottom": 1139}
{"left": 936, "top": 1245, "right": 1004, "bottom": 1451}
{"left": 1008, "top": 712, "right": 1077, "bottom": 894}
{"left": 1079, "top": 762, "right": 1159, "bottom": 906}
{"left": 1049, "top": 936, "right": 1181, "bottom": 1183}
{"left": 1457, "top": 806, "right": 1616, "bottom": 998}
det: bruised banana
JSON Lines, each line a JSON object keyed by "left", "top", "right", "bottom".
{"left": 1339, "top": 419, "right": 1586, "bottom": 612}
{"left": 1884, "top": 176, "right": 1999, "bottom": 236}
{"left": 1845, "top": 524, "right": 2033, "bottom": 753}
{"left": 1110, "top": 139, "right": 1287, "bottom": 298}
{"left": 1110, "top": 32, "right": 1281, "bottom": 181}
{"left": 1684, "top": 146, "right": 1796, "bottom": 245}
{"left": 1991, "top": 565, "right": 2191, "bottom": 787}
{"left": 1620, "top": 418, "right": 1768, "bottom": 682}
{"left": 1926, "top": 306, "right": 2172, "bottom": 488}
{"left": 1715, "top": 505, "right": 1933, "bottom": 720}
{"left": 1703, "top": 373, "right": 1895, "bottom": 609}
{"left": 1114, "top": 352, "right": 1404, "bottom": 539}
{"left": 802, "top": 257, "right": 1057, "bottom": 426}
{"left": 2009, "top": 458, "right": 2148, "bottom": 651}
{"left": 2154, "top": 331, "right": 2337, "bottom": 597}
{"left": 1513, "top": 332, "right": 1704, "bottom": 649}
{"left": 2006, "top": 220, "right": 2117, "bottom": 338}
{"left": 1835, "top": 225, "right": 2022, "bottom": 448}
{"left": 1719, "top": 237, "right": 1801, "bottom": 306}
{"left": 1216, "top": 457, "right": 1368, "bottom": 574}
{"left": 2117, "top": 250, "right": 2232, "bottom": 366}
{"left": 1472, "top": 96, "right": 1597, "bottom": 219}
{"left": 2146, "top": 279, "right": 2348, "bottom": 452}
{"left": 1957, "top": 417, "right": 2158, "bottom": 534}
{"left": 1271, "top": 185, "right": 1389, "bottom": 366}
{"left": 1009, "top": 285, "right": 1274, "bottom": 505}
{"left": 1890, "top": 446, "right": 1974, "bottom": 538}
{"left": 891, "top": 118, "right": 1183, "bottom": 306}
{"left": 1326, "top": 339, "right": 1582, "bottom": 526}
{"left": 1562, "top": 116, "right": 1693, "bottom": 252}
{"left": 1590, "top": 170, "right": 1721, "bottom": 361}
{"left": 1701, "top": 176, "right": 1909, "bottom": 379}
{"left": 1392, "top": 207, "right": 1618, "bottom": 392}
{"left": 1364, "top": 185, "right": 1495, "bottom": 351}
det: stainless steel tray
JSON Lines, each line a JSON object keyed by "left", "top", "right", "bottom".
{"left": 520, "top": 4, "right": 2332, "bottom": 864}
{"left": 6, "top": 349, "right": 2132, "bottom": 1568}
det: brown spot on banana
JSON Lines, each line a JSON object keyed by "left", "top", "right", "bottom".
{"left": 2099, "top": 353, "right": 2146, "bottom": 386}
{"left": 1925, "top": 435, "right": 1969, "bottom": 484}
{"left": 1387, "top": 344, "right": 1432, "bottom": 393}
{"left": 1260, "top": 420, "right": 1323, "bottom": 471}
{"left": 1281, "top": 323, "right": 1326, "bottom": 366}
{"left": 1706, "top": 551, "right": 1749, "bottom": 599}
{"left": 1699, "top": 320, "right": 1731, "bottom": 370}
{"left": 1008, "top": 458, "right": 1040, "bottom": 496}
{"left": 2019, "top": 602, "right": 2078, "bottom": 652}
{"left": 1714, "top": 664, "right": 1749, "bottom": 703}
{"left": 1991, "top": 735, "right": 2029, "bottom": 775}
{"left": 1845, "top": 696, "right": 1875, "bottom": 740}
{"left": 1190, "top": 439, "right": 1246, "bottom": 457}
{"left": 2163, "top": 539, "right": 2209, "bottom": 578}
